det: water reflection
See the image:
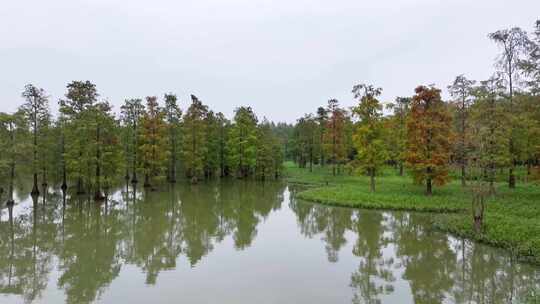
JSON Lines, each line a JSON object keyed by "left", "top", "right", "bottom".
{"left": 0, "top": 182, "right": 537, "bottom": 304}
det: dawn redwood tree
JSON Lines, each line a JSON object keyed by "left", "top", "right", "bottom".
{"left": 406, "top": 86, "right": 453, "bottom": 196}
{"left": 470, "top": 75, "right": 510, "bottom": 194}
{"left": 324, "top": 99, "right": 347, "bottom": 176}
{"left": 140, "top": 96, "right": 169, "bottom": 189}
{"left": 59, "top": 80, "right": 98, "bottom": 194}
{"left": 521, "top": 20, "right": 540, "bottom": 94}
{"left": 163, "top": 94, "right": 182, "bottom": 183}
{"left": 316, "top": 106, "right": 328, "bottom": 166}
{"left": 228, "top": 106, "right": 258, "bottom": 178}
{"left": 182, "top": 95, "right": 208, "bottom": 183}
{"left": 90, "top": 101, "right": 118, "bottom": 200}
{"left": 20, "top": 84, "right": 49, "bottom": 196}
{"left": 121, "top": 98, "right": 145, "bottom": 184}
{"left": 215, "top": 112, "right": 230, "bottom": 177}
{"left": 489, "top": 27, "right": 530, "bottom": 188}
{"left": 203, "top": 110, "right": 221, "bottom": 178}
{"left": 0, "top": 112, "right": 28, "bottom": 206}
{"left": 351, "top": 84, "right": 386, "bottom": 192}
{"left": 448, "top": 75, "right": 476, "bottom": 187}
{"left": 385, "top": 97, "right": 410, "bottom": 176}
{"left": 255, "top": 119, "right": 276, "bottom": 180}
{"left": 295, "top": 114, "right": 318, "bottom": 171}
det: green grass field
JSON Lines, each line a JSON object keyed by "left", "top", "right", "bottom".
{"left": 285, "top": 162, "right": 540, "bottom": 264}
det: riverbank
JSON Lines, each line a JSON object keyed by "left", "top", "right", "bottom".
{"left": 285, "top": 162, "right": 540, "bottom": 265}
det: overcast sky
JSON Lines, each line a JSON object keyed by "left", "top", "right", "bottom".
{"left": 1, "top": 0, "right": 538, "bottom": 122}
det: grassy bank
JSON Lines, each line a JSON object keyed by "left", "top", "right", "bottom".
{"left": 285, "top": 162, "right": 540, "bottom": 264}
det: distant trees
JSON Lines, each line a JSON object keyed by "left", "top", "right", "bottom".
{"left": 351, "top": 84, "right": 386, "bottom": 192}
{"left": 406, "top": 86, "right": 453, "bottom": 196}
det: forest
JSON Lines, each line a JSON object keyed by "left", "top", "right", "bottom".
{"left": 0, "top": 85, "right": 288, "bottom": 203}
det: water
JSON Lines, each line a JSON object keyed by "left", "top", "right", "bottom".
{"left": 0, "top": 181, "right": 538, "bottom": 304}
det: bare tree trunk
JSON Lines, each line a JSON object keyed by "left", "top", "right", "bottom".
{"left": 369, "top": 168, "right": 375, "bottom": 192}
{"left": 31, "top": 107, "right": 40, "bottom": 196}
{"left": 7, "top": 159, "right": 15, "bottom": 206}
{"left": 94, "top": 125, "right": 105, "bottom": 201}
{"left": 131, "top": 122, "right": 139, "bottom": 184}
{"left": 426, "top": 174, "right": 432, "bottom": 196}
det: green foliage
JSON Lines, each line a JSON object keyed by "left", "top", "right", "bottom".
{"left": 351, "top": 84, "right": 387, "bottom": 191}
{"left": 140, "top": 96, "right": 169, "bottom": 188}
{"left": 182, "top": 95, "right": 208, "bottom": 182}
{"left": 227, "top": 106, "right": 258, "bottom": 178}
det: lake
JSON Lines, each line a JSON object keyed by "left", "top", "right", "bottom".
{"left": 0, "top": 181, "right": 538, "bottom": 303}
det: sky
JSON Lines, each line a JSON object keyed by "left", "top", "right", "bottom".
{"left": 1, "top": 0, "right": 539, "bottom": 122}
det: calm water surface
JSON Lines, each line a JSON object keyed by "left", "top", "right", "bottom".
{"left": 0, "top": 181, "right": 538, "bottom": 304}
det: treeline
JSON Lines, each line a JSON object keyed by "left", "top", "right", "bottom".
{"left": 0, "top": 83, "right": 286, "bottom": 203}
{"left": 290, "top": 20, "right": 540, "bottom": 196}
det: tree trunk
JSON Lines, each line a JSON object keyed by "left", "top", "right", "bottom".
{"left": 399, "top": 162, "right": 404, "bottom": 176}
{"left": 461, "top": 164, "right": 466, "bottom": 187}
{"left": 472, "top": 194, "right": 484, "bottom": 233}
{"left": 426, "top": 177, "right": 432, "bottom": 196}
{"left": 6, "top": 160, "right": 15, "bottom": 206}
{"left": 369, "top": 168, "right": 375, "bottom": 192}
{"left": 131, "top": 123, "right": 138, "bottom": 184}
{"left": 144, "top": 173, "right": 151, "bottom": 188}
{"left": 94, "top": 125, "right": 105, "bottom": 201}
{"left": 508, "top": 166, "right": 516, "bottom": 189}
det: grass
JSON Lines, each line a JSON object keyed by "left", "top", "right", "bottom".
{"left": 285, "top": 162, "right": 540, "bottom": 265}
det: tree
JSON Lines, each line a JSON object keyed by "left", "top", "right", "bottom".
{"left": 0, "top": 111, "right": 28, "bottom": 205}
{"left": 59, "top": 81, "right": 98, "bottom": 194}
{"left": 182, "top": 95, "right": 208, "bottom": 183}
{"left": 521, "top": 20, "right": 540, "bottom": 95}
{"left": 203, "top": 110, "right": 221, "bottom": 178}
{"left": 228, "top": 106, "right": 258, "bottom": 178}
{"left": 469, "top": 75, "right": 510, "bottom": 194}
{"left": 351, "top": 84, "right": 386, "bottom": 192}
{"left": 255, "top": 120, "right": 276, "bottom": 180}
{"left": 385, "top": 97, "right": 410, "bottom": 176}
{"left": 406, "top": 86, "right": 453, "bottom": 196}
{"left": 489, "top": 27, "right": 530, "bottom": 188}
{"left": 140, "top": 96, "right": 169, "bottom": 190}
{"left": 20, "top": 84, "right": 49, "bottom": 196}
{"left": 448, "top": 75, "right": 476, "bottom": 186}
{"left": 294, "top": 114, "right": 318, "bottom": 171}
{"left": 121, "top": 98, "right": 145, "bottom": 184}
{"left": 89, "top": 102, "right": 121, "bottom": 199}
{"left": 323, "top": 99, "right": 347, "bottom": 176}
{"left": 316, "top": 106, "right": 328, "bottom": 166}
{"left": 163, "top": 94, "right": 182, "bottom": 183}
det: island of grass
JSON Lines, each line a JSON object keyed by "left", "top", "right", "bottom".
{"left": 285, "top": 162, "right": 540, "bottom": 265}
